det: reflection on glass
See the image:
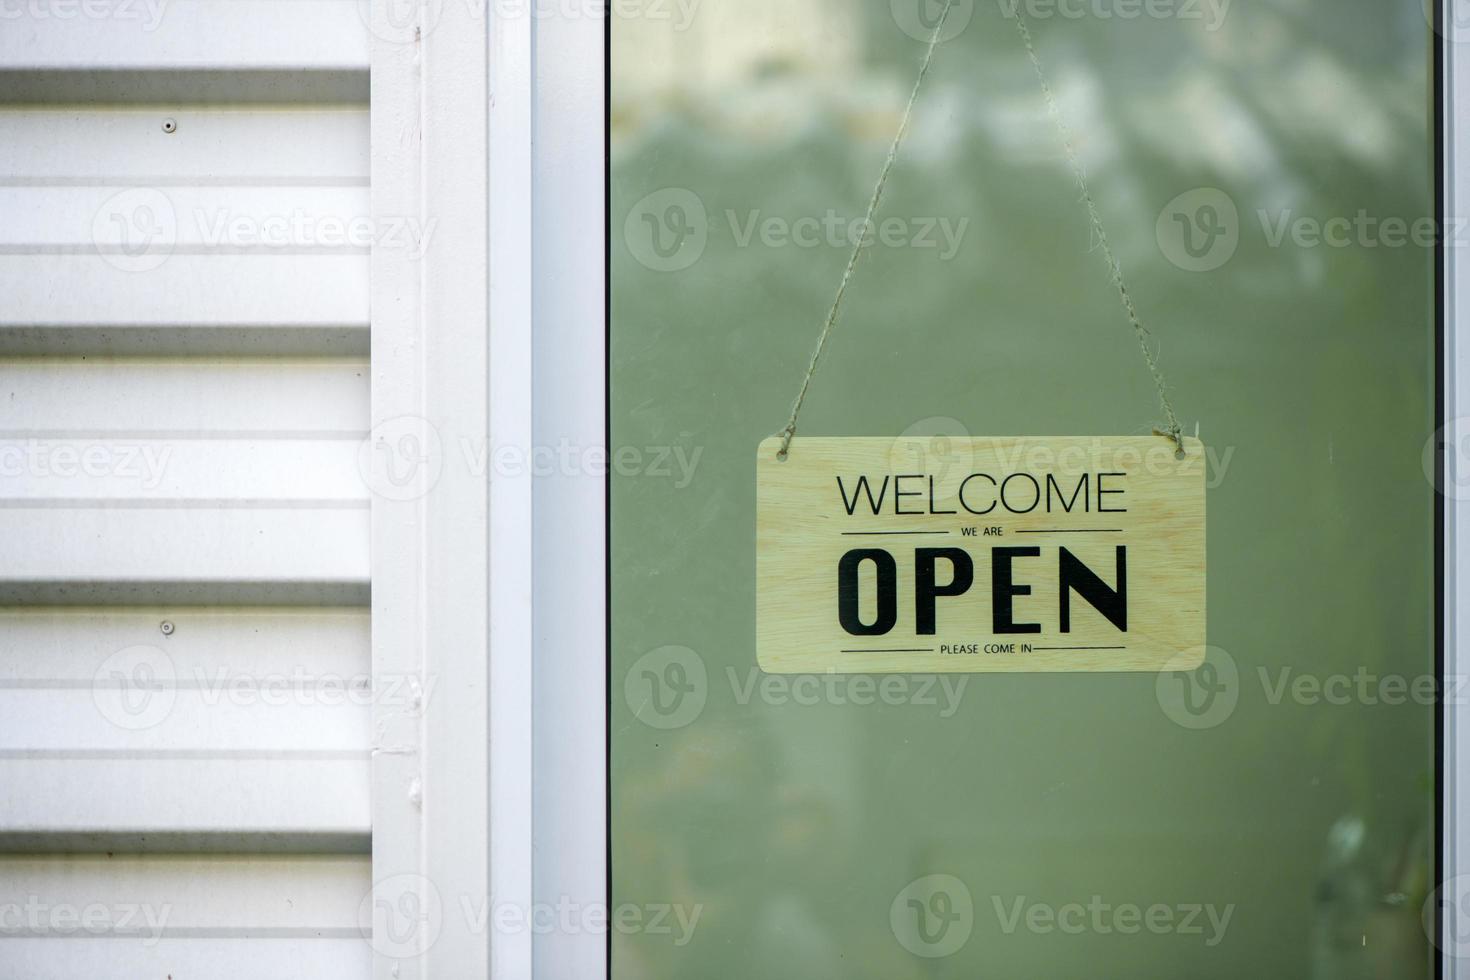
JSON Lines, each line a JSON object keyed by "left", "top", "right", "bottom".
{"left": 612, "top": 1, "right": 1435, "bottom": 976}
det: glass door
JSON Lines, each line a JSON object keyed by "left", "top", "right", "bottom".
{"left": 609, "top": 1, "right": 1441, "bottom": 975}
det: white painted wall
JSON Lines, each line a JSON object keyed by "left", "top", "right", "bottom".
{"left": 0, "top": 9, "right": 375, "bottom": 976}
{"left": 0, "top": 2, "right": 590, "bottom": 975}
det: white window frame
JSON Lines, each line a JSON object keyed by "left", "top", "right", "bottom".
{"left": 1444, "top": 1, "right": 1465, "bottom": 975}
{"left": 528, "top": 6, "right": 608, "bottom": 980}
{"left": 368, "top": 1, "right": 605, "bottom": 977}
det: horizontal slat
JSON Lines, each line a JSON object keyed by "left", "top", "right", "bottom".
{"left": 0, "top": 758, "right": 370, "bottom": 845}
{"left": 0, "top": 852, "right": 368, "bottom": 919}
{"left": 0, "top": 936, "right": 371, "bottom": 977}
{"left": 0, "top": 69, "right": 368, "bottom": 106}
{"left": 0, "top": 607, "right": 368, "bottom": 677}
{"left": 0, "top": 509, "right": 370, "bottom": 595}
{"left": 0, "top": 108, "right": 368, "bottom": 181}
{"left": 0, "top": 610, "right": 374, "bottom": 848}
{"left": 0, "top": 186, "right": 373, "bottom": 249}
{"left": 0, "top": 100, "right": 369, "bottom": 356}
{"left": 0, "top": 253, "right": 368, "bottom": 326}
{"left": 0, "top": 439, "right": 364, "bottom": 503}
{"left": 0, "top": 360, "right": 369, "bottom": 434}
{"left": 0, "top": 325, "right": 369, "bottom": 355}
{"left": 0, "top": 854, "right": 370, "bottom": 975}
{"left": 0, "top": 609, "right": 373, "bottom": 754}
{"left": 0, "top": 693, "right": 366, "bottom": 752}
{"left": 0, "top": 1, "right": 368, "bottom": 72}
{"left": 0, "top": 356, "right": 371, "bottom": 598}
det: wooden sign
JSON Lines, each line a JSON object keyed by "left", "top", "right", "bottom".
{"left": 756, "top": 436, "right": 1205, "bottom": 673}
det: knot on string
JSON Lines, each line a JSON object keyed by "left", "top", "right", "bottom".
{"left": 1153, "top": 426, "right": 1187, "bottom": 459}
{"left": 775, "top": 423, "right": 796, "bottom": 461}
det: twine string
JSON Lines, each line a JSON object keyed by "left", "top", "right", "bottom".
{"left": 1010, "top": 11, "right": 1185, "bottom": 457}
{"left": 774, "top": 1, "right": 1187, "bottom": 460}
{"left": 774, "top": 0, "right": 956, "bottom": 461}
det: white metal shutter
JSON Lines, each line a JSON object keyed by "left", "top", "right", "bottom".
{"left": 0, "top": 9, "right": 373, "bottom": 977}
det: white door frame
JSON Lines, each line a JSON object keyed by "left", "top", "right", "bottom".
{"left": 1443, "top": 1, "right": 1466, "bottom": 974}
{"left": 373, "top": 2, "right": 1454, "bottom": 975}
{"left": 368, "top": 0, "right": 604, "bottom": 977}
{"left": 367, "top": 0, "right": 535, "bottom": 974}
{"left": 530, "top": 5, "right": 609, "bottom": 980}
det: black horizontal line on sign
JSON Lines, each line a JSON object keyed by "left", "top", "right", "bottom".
{"left": 839, "top": 530, "right": 950, "bottom": 536}
{"left": 840, "top": 648, "right": 935, "bottom": 653}
{"left": 1014, "top": 529, "right": 1124, "bottom": 533}
{"left": 1030, "top": 646, "right": 1127, "bottom": 651}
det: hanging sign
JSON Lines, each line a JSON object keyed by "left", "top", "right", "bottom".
{"left": 756, "top": 435, "right": 1205, "bottom": 673}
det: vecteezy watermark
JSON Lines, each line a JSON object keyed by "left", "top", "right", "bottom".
{"left": 358, "top": 416, "right": 444, "bottom": 503}
{"left": 1426, "top": 0, "right": 1470, "bottom": 45}
{"left": 191, "top": 669, "right": 434, "bottom": 710}
{"left": 1425, "top": 874, "right": 1470, "bottom": 958}
{"left": 1155, "top": 645, "right": 1238, "bottom": 730}
{"left": 0, "top": 440, "right": 172, "bottom": 489}
{"left": 995, "top": 0, "right": 1229, "bottom": 29}
{"left": 90, "top": 642, "right": 436, "bottom": 731}
{"left": 1155, "top": 188, "right": 1240, "bottom": 273}
{"left": 1426, "top": 419, "right": 1470, "bottom": 502}
{"left": 728, "top": 669, "right": 967, "bottom": 718}
{"left": 356, "top": 415, "right": 706, "bottom": 501}
{"left": 1259, "top": 666, "right": 1443, "bottom": 708}
{"left": 886, "top": 419, "right": 1237, "bottom": 493}
{"left": 889, "top": 416, "right": 975, "bottom": 474}
{"left": 92, "top": 644, "right": 178, "bottom": 732}
{"left": 1156, "top": 646, "right": 1461, "bottom": 730}
{"left": 990, "top": 894, "right": 1234, "bottom": 945}
{"left": 622, "top": 188, "right": 709, "bottom": 272}
{"left": 891, "top": 875, "right": 974, "bottom": 958}
{"left": 0, "top": 0, "right": 168, "bottom": 31}
{"left": 624, "top": 647, "right": 970, "bottom": 730}
{"left": 359, "top": 875, "right": 703, "bottom": 959}
{"left": 0, "top": 897, "right": 172, "bottom": 946}
{"left": 92, "top": 188, "right": 176, "bottom": 273}
{"left": 625, "top": 645, "right": 709, "bottom": 730}
{"left": 360, "top": 874, "right": 445, "bottom": 959}
{"left": 459, "top": 438, "right": 703, "bottom": 487}
{"left": 891, "top": 0, "right": 1228, "bottom": 41}
{"left": 458, "top": 896, "right": 701, "bottom": 946}
{"left": 622, "top": 188, "right": 970, "bottom": 272}
{"left": 192, "top": 208, "right": 435, "bottom": 256}
{"left": 891, "top": 0, "right": 975, "bottom": 41}
{"left": 361, "top": 0, "right": 700, "bottom": 44}
{"left": 725, "top": 210, "right": 969, "bottom": 262}
{"left": 91, "top": 192, "right": 435, "bottom": 273}
{"left": 1256, "top": 210, "right": 1444, "bottom": 251}
{"left": 1158, "top": 186, "right": 1470, "bottom": 272}
{"left": 532, "top": 0, "right": 699, "bottom": 29}
{"left": 965, "top": 435, "right": 1233, "bottom": 485}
